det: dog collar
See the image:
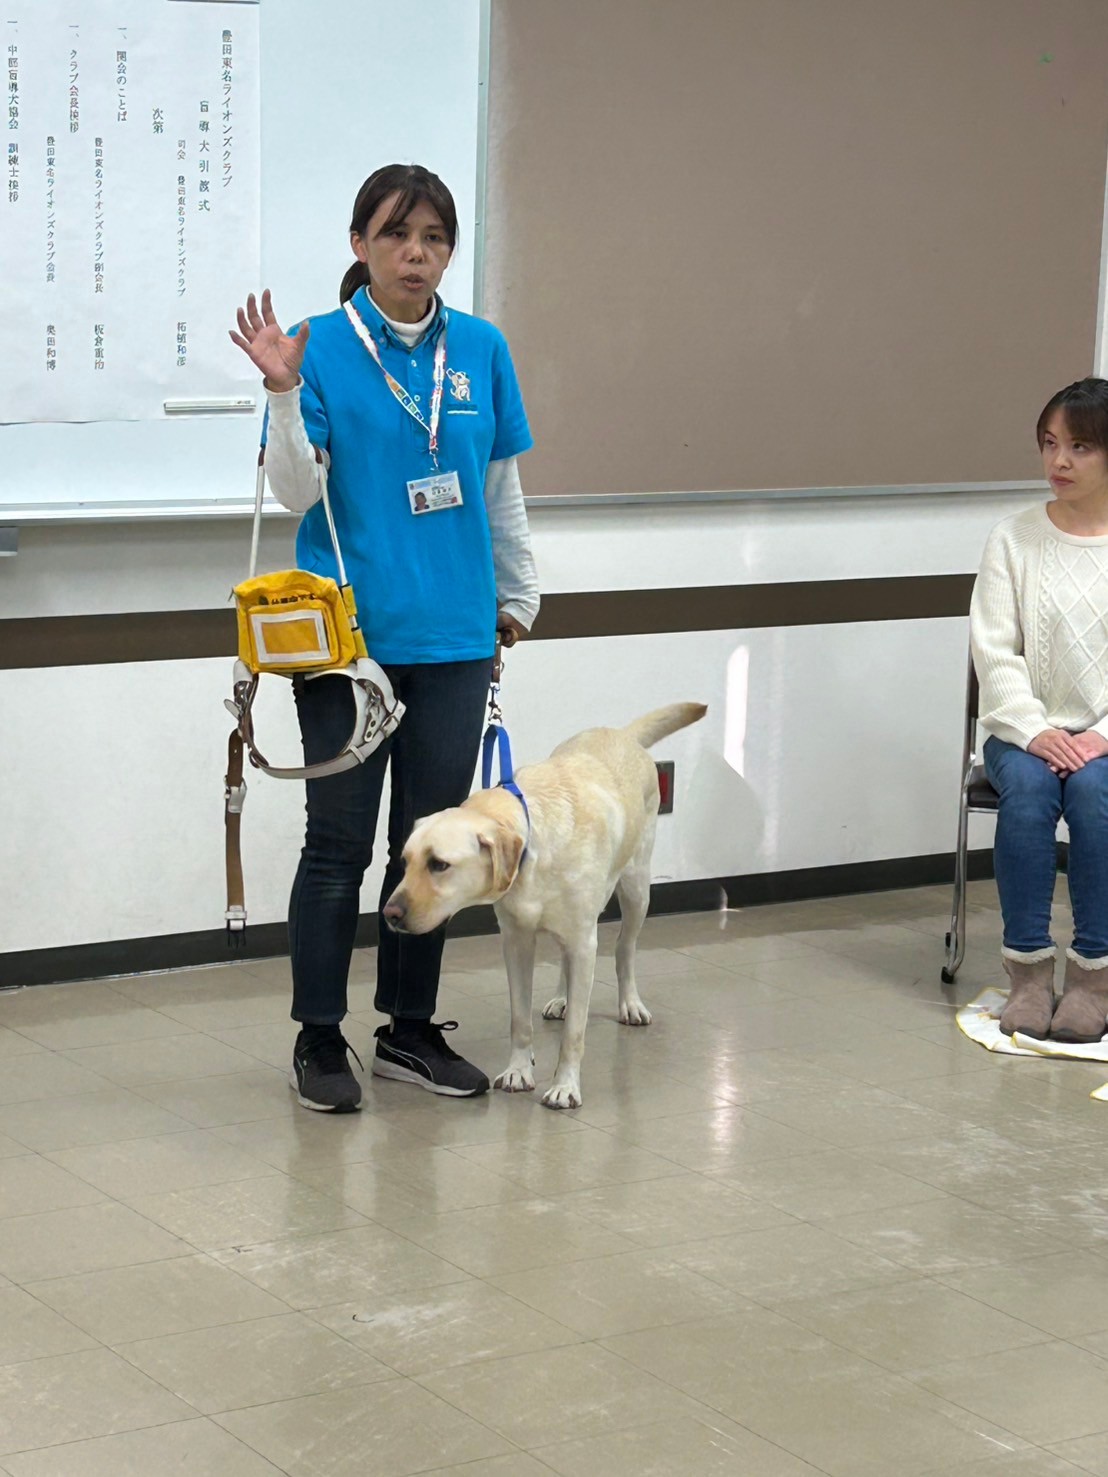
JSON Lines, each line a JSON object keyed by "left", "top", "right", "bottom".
{"left": 498, "top": 779, "right": 530, "bottom": 867}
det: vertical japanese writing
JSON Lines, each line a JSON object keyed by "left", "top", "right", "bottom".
{"left": 93, "top": 137, "right": 104, "bottom": 292}
{"left": 197, "top": 98, "right": 210, "bottom": 212}
{"left": 46, "top": 137, "right": 56, "bottom": 281}
{"left": 68, "top": 26, "right": 78, "bottom": 133}
{"left": 6, "top": 7, "right": 258, "bottom": 418}
{"left": 116, "top": 30, "right": 127, "bottom": 123}
{"left": 7, "top": 26, "right": 17, "bottom": 203}
{"left": 177, "top": 136, "right": 186, "bottom": 297}
{"left": 221, "top": 29, "right": 232, "bottom": 187}
{"left": 6, "top": 33, "right": 16, "bottom": 126}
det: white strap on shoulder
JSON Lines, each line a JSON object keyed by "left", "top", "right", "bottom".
{"left": 251, "top": 453, "right": 345, "bottom": 583}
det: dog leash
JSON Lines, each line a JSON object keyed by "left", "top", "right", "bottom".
{"left": 482, "top": 630, "right": 531, "bottom": 861}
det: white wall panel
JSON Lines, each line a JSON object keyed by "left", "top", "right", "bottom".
{"left": 0, "top": 492, "right": 1022, "bottom": 956}
{"left": 0, "top": 615, "right": 989, "bottom": 954}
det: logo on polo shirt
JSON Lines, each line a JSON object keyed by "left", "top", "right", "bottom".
{"left": 447, "top": 368, "right": 472, "bottom": 402}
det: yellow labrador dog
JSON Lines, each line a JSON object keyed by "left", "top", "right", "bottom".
{"left": 382, "top": 703, "right": 707, "bottom": 1108}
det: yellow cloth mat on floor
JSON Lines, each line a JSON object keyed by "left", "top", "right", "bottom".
{"left": 957, "top": 989, "right": 1108, "bottom": 1098}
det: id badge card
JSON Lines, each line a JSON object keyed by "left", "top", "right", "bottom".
{"left": 408, "top": 470, "right": 463, "bottom": 516}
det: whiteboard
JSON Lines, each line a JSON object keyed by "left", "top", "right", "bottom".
{"left": 1, "top": 0, "right": 484, "bottom": 518}
{"left": 3, "top": 0, "right": 263, "bottom": 425}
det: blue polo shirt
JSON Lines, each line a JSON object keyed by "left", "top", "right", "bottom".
{"left": 262, "top": 287, "right": 532, "bottom": 665}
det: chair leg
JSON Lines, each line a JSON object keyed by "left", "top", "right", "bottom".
{"left": 942, "top": 787, "right": 970, "bottom": 983}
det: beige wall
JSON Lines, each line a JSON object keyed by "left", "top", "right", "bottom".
{"left": 485, "top": 0, "right": 1108, "bottom": 495}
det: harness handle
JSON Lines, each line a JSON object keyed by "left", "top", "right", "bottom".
{"left": 249, "top": 451, "right": 345, "bottom": 584}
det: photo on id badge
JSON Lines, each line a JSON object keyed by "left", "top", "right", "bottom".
{"left": 408, "top": 471, "right": 463, "bottom": 516}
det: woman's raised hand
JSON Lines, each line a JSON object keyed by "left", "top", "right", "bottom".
{"left": 229, "top": 289, "right": 309, "bottom": 393}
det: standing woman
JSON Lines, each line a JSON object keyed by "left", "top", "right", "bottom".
{"left": 971, "top": 377, "right": 1108, "bottom": 1043}
{"left": 230, "top": 164, "right": 538, "bottom": 1111}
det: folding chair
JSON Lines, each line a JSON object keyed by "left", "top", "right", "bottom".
{"left": 941, "top": 649, "right": 998, "bottom": 983}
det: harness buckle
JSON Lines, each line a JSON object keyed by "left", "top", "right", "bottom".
{"left": 224, "top": 780, "right": 248, "bottom": 814}
{"left": 488, "top": 681, "right": 503, "bottom": 727}
{"left": 225, "top": 906, "right": 247, "bottom": 947}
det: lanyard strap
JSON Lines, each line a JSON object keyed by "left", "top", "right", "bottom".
{"left": 482, "top": 722, "right": 515, "bottom": 791}
{"left": 343, "top": 298, "right": 447, "bottom": 467}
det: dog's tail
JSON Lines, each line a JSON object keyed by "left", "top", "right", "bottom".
{"left": 623, "top": 702, "right": 708, "bottom": 750}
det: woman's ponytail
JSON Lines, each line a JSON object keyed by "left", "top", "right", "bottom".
{"left": 339, "top": 258, "right": 370, "bottom": 306}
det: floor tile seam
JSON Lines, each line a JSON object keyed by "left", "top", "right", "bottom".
{"left": 296, "top": 1292, "right": 586, "bottom": 1376}
{"left": 926, "top": 1265, "right": 1108, "bottom": 1341}
{"left": 587, "top": 1334, "right": 853, "bottom": 1471}
{"left": 941, "top": 1185, "right": 1108, "bottom": 1245}
{"left": 528, "top": 1403, "right": 840, "bottom": 1476}
{"left": 404, "top": 1338, "right": 753, "bottom": 1456}
{"left": 39, "top": 1129, "right": 287, "bottom": 1192}
{"left": 0, "top": 1411, "right": 220, "bottom": 1467}
{"left": 755, "top": 1277, "right": 1059, "bottom": 1377}
{"left": 0, "top": 1329, "right": 112, "bottom": 1376}
{"left": 0, "top": 1059, "right": 123, "bottom": 1107}
{"left": 208, "top": 1373, "right": 509, "bottom": 1464}
{"left": 592, "top": 1096, "right": 855, "bottom": 1154}
{"left": 277, "top": 1146, "right": 528, "bottom": 1208}
{"left": 107, "top": 1322, "right": 395, "bottom": 1417}
{"left": 52, "top": 1043, "right": 287, "bottom": 1091}
{"left": 897, "top": 1333, "right": 1108, "bottom": 1390}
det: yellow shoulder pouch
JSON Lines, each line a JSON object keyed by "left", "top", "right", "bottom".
{"left": 232, "top": 453, "right": 369, "bottom": 675}
{"left": 234, "top": 568, "right": 365, "bottom": 673}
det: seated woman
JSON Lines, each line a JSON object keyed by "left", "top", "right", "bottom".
{"left": 971, "top": 377, "right": 1108, "bottom": 1043}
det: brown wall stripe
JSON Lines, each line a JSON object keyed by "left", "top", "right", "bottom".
{"left": 0, "top": 575, "right": 975, "bottom": 671}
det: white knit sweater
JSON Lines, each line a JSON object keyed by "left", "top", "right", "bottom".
{"left": 970, "top": 503, "right": 1108, "bottom": 748}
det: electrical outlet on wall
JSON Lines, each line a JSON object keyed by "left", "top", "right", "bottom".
{"left": 656, "top": 760, "right": 675, "bottom": 815}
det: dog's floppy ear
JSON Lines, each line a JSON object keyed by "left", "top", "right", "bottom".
{"left": 477, "top": 823, "right": 525, "bottom": 896}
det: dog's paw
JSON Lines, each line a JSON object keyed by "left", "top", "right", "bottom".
{"left": 619, "top": 998, "right": 653, "bottom": 1026}
{"left": 541, "top": 996, "right": 567, "bottom": 1020}
{"left": 541, "top": 1080, "right": 582, "bottom": 1110}
{"left": 494, "top": 1063, "right": 536, "bottom": 1093}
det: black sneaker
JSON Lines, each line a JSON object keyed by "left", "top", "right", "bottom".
{"left": 290, "top": 1027, "right": 363, "bottom": 1112}
{"left": 372, "top": 1020, "right": 489, "bottom": 1097}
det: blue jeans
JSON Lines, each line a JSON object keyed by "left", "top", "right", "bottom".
{"left": 983, "top": 736, "right": 1108, "bottom": 959}
{"left": 289, "top": 659, "right": 493, "bottom": 1024}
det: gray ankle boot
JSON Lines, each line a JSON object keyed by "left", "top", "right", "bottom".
{"left": 999, "top": 955, "right": 1055, "bottom": 1040}
{"left": 1050, "top": 952, "right": 1108, "bottom": 1043}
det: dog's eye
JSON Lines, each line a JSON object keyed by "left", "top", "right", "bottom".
{"left": 428, "top": 857, "right": 451, "bottom": 874}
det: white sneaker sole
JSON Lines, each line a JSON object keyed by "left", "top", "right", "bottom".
{"left": 287, "top": 1071, "right": 362, "bottom": 1112}
{"left": 371, "top": 1057, "right": 485, "bottom": 1097}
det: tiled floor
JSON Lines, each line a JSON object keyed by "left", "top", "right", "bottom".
{"left": 1, "top": 881, "right": 1107, "bottom": 1475}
